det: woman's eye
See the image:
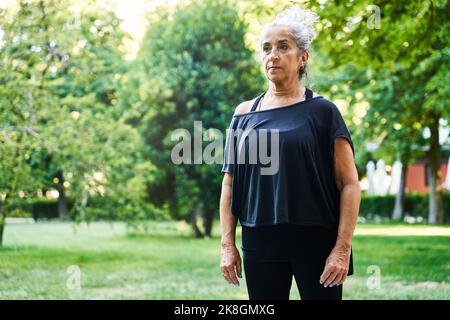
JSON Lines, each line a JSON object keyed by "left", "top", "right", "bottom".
{"left": 280, "top": 44, "right": 288, "bottom": 50}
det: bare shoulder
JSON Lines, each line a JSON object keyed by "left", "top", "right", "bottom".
{"left": 233, "top": 99, "right": 254, "bottom": 116}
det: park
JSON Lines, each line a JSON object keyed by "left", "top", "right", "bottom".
{"left": 0, "top": 0, "right": 449, "bottom": 301}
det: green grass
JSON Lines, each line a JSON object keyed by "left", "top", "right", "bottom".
{"left": 0, "top": 221, "right": 449, "bottom": 300}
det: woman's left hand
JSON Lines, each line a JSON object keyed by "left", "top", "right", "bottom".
{"left": 320, "top": 244, "right": 351, "bottom": 287}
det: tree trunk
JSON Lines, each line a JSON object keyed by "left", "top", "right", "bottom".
{"left": 0, "top": 209, "right": 4, "bottom": 247}
{"left": 0, "top": 217, "right": 4, "bottom": 247}
{"left": 191, "top": 207, "right": 204, "bottom": 238}
{"left": 0, "top": 193, "right": 8, "bottom": 247}
{"left": 56, "top": 170, "right": 68, "bottom": 220}
{"left": 427, "top": 115, "right": 444, "bottom": 224}
{"left": 203, "top": 206, "right": 214, "bottom": 239}
{"left": 392, "top": 159, "right": 408, "bottom": 220}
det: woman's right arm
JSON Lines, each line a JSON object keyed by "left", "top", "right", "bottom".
{"left": 219, "top": 173, "right": 242, "bottom": 286}
{"left": 220, "top": 173, "right": 237, "bottom": 246}
{"left": 219, "top": 100, "right": 252, "bottom": 286}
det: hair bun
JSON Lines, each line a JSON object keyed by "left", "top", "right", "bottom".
{"left": 267, "top": 5, "right": 320, "bottom": 51}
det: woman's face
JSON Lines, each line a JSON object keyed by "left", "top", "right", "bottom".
{"left": 260, "top": 25, "right": 306, "bottom": 83}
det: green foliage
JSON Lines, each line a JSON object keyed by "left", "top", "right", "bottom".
{"left": 6, "top": 198, "right": 66, "bottom": 220}
{"left": 314, "top": 0, "right": 450, "bottom": 157}
{"left": 360, "top": 191, "right": 450, "bottom": 221}
{"left": 0, "top": 0, "right": 156, "bottom": 237}
{"left": 3, "top": 195, "right": 169, "bottom": 223}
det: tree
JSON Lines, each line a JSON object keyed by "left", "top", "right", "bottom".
{"left": 0, "top": 0, "right": 158, "bottom": 245}
{"left": 0, "top": 0, "right": 53, "bottom": 244}
{"left": 120, "top": 0, "right": 264, "bottom": 237}
{"left": 314, "top": 0, "right": 449, "bottom": 223}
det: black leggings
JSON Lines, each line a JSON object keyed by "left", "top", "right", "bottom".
{"left": 243, "top": 256, "right": 343, "bottom": 300}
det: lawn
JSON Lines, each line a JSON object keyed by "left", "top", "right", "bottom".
{"left": 0, "top": 221, "right": 449, "bottom": 300}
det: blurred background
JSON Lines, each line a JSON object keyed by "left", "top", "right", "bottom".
{"left": 0, "top": 0, "right": 449, "bottom": 299}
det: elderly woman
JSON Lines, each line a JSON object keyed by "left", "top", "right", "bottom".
{"left": 219, "top": 6, "right": 361, "bottom": 300}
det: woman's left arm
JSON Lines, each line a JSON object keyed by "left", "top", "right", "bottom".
{"left": 320, "top": 138, "right": 361, "bottom": 287}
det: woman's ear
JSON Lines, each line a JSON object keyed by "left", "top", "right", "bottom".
{"left": 298, "top": 51, "right": 309, "bottom": 70}
{"left": 302, "top": 51, "right": 309, "bottom": 63}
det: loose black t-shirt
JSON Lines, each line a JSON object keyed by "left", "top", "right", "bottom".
{"left": 221, "top": 88, "right": 355, "bottom": 231}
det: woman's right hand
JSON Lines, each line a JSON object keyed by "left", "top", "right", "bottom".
{"left": 220, "top": 243, "right": 242, "bottom": 286}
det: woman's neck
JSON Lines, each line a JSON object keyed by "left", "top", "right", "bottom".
{"left": 267, "top": 82, "right": 305, "bottom": 100}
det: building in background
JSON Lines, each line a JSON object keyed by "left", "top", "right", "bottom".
{"left": 405, "top": 155, "right": 449, "bottom": 194}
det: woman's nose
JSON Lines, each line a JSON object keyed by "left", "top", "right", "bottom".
{"left": 268, "top": 49, "right": 280, "bottom": 61}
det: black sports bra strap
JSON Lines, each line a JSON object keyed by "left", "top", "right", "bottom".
{"left": 305, "top": 87, "right": 313, "bottom": 100}
{"left": 250, "top": 92, "right": 266, "bottom": 112}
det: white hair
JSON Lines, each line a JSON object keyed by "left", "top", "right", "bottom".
{"left": 259, "top": 5, "right": 320, "bottom": 78}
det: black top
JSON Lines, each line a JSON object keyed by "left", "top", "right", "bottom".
{"left": 221, "top": 88, "right": 355, "bottom": 231}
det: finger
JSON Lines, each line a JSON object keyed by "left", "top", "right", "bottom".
{"left": 222, "top": 270, "right": 232, "bottom": 284}
{"left": 337, "top": 271, "right": 348, "bottom": 285}
{"left": 236, "top": 261, "right": 242, "bottom": 278}
{"left": 320, "top": 264, "right": 332, "bottom": 284}
{"left": 228, "top": 267, "right": 240, "bottom": 286}
{"left": 324, "top": 271, "right": 338, "bottom": 287}
{"left": 339, "top": 274, "right": 348, "bottom": 285}
{"left": 222, "top": 265, "right": 236, "bottom": 285}
{"left": 330, "top": 271, "right": 345, "bottom": 287}
{"left": 221, "top": 267, "right": 231, "bottom": 283}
